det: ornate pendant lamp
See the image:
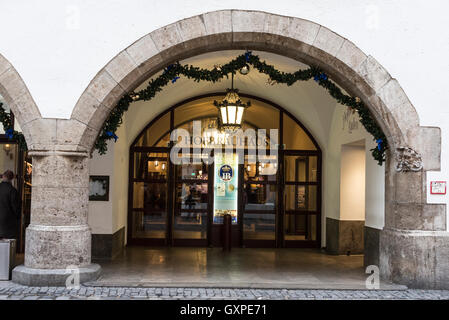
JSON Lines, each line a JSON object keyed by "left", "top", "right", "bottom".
{"left": 214, "top": 72, "right": 250, "bottom": 130}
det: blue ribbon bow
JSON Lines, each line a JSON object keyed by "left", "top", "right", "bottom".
{"left": 376, "top": 139, "right": 383, "bottom": 151}
{"left": 106, "top": 131, "right": 118, "bottom": 142}
{"left": 314, "top": 73, "right": 328, "bottom": 82}
{"left": 245, "top": 51, "right": 252, "bottom": 62}
{"left": 5, "top": 128, "right": 13, "bottom": 139}
{"left": 171, "top": 76, "right": 180, "bottom": 83}
{"left": 163, "top": 64, "right": 174, "bottom": 74}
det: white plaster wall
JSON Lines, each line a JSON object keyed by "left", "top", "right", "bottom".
{"left": 88, "top": 142, "right": 114, "bottom": 234}
{"left": 88, "top": 123, "right": 129, "bottom": 236}
{"left": 340, "top": 144, "right": 366, "bottom": 221}
{"left": 365, "top": 145, "right": 385, "bottom": 229}
{"left": 111, "top": 119, "right": 129, "bottom": 238}
{"left": 326, "top": 102, "right": 385, "bottom": 231}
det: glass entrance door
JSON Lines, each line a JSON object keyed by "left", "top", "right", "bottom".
{"left": 129, "top": 148, "right": 169, "bottom": 245}
{"left": 283, "top": 152, "right": 321, "bottom": 247}
{"left": 173, "top": 158, "right": 211, "bottom": 246}
{"left": 241, "top": 154, "right": 277, "bottom": 247}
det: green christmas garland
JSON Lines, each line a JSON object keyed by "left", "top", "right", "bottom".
{"left": 0, "top": 51, "right": 387, "bottom": 164}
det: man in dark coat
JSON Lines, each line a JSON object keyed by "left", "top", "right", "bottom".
{"left": 0, "top": 170, "right": 20, "bottom": 239}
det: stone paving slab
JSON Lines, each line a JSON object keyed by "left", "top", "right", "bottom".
{"left": 0, "top": 281, "right": 449, "bottom": 300}
{"left": 89, "top": 247, "right": 407, "bottom": 291}
{"left": 83, "top": 280, "right": 407, "bottom": 290}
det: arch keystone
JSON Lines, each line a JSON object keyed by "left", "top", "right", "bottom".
{"left": 232, "top": 10, "right": 266, "bottom": 33}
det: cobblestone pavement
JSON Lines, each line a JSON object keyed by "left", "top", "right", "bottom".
{"left": 1, "top": 282, "right": 449, "bottom": 300}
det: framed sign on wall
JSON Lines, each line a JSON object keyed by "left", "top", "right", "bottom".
{"left": 430, "top": 181, "right": 446, "bottom": 195}
{"left": 89, "top": 175, "right": 110, "bottom": 201}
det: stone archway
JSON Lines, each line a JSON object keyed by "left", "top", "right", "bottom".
{"left": 0, "top": 53, "right": 42, "bottom": 144}
{"left": 13, "top": 10, "right": 448, "bottom": 288}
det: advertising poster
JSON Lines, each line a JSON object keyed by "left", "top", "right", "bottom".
{"left": 213, "top": 153, "right": 238, "bottom": 224}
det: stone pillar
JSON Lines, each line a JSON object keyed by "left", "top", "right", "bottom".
{"left": 12, "top": 151, "right": 101, "bottom": 286}
{"left": 380, "top": 150, "right": 449, "bottom": 289}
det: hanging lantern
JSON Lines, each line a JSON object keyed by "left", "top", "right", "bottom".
{"left": 214, "top": 73, "right": 250, "bottom": 130}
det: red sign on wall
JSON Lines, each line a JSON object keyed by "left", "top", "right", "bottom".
{"left": 430, "top": 181, "right": 446, "bottom": 195}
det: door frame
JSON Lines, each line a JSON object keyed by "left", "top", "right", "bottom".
{"left": 172, "top": 153, "right": 211, "bottom": 247}
{"left": 281, "top": 150, "right": 322, "bottom": 248}
{"left": 239, "top": 154, "right": 277, "bottom": 248}
{"left": 127, "top": 146, "right": 170, "bottom": 246}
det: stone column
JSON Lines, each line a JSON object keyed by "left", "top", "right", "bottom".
{"left": 380, "top": 149, "right": 449, "bottom": 289}
{"left": 12, "top": 151, "right": 101, "bottom": 286}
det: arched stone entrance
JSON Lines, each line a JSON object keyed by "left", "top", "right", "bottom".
{"left": 11, "top": 10, "right": 448, "bottom": 288}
